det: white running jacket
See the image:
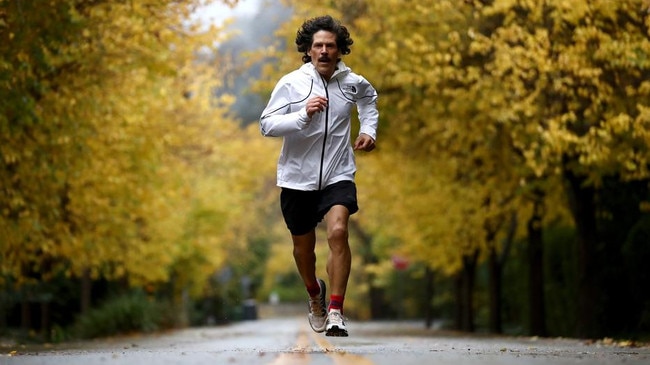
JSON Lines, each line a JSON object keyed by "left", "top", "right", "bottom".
{"left": 260, "top": 62, "right": 379, "bottom": 191}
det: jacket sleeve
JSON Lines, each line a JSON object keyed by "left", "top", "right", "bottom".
{"left": 259, "top": 79, "right": 311, "bottom": 137}
{"left": 356, "top": 76, "right": 379, "bottom": 141}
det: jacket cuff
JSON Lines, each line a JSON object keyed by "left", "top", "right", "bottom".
{"left": 359, "top": 127, "right": 376, "bottom": 141}
{"left": 297, "top": 108, "right": 311, "bottom": 127}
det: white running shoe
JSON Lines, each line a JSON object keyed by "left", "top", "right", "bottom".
{"left": 308, "top": 279, "right": 327, "bottom": 333}
{"left": 325, "top": 309, "right": 348, "bottom": 337}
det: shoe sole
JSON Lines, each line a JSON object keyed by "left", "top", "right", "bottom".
{"left": 326, "top": 326, "right": 348, "bottom": 337}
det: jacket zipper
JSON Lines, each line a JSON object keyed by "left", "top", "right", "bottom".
{"left": 318, "top": 76, "right": 329, "bottom": 190}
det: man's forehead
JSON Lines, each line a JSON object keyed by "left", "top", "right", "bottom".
{"left": 313, "top": 30, "right": 336, "bottom": 42}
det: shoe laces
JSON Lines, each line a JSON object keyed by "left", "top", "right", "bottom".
{"left": 309, "top": 297, "right": 326, "bottom": 316}
{"left": 328, "top": 310, "right": 346, "bottom": 324}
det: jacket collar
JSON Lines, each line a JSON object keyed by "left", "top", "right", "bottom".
{"left": 301, "top": 61, "right": 350, "bottom": 81}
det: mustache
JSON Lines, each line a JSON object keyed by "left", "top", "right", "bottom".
{"left": 318, "top": 57, "right": 331, "bottom": 62}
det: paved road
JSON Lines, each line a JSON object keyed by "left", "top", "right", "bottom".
{"left": 2, "top": 317, "right": 649, "bottom": 365}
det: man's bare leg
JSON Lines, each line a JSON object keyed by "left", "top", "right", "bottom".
{"left": 291, "top": 230, "right": 318, "bottom": 288}
{"left": 292, "top": 229, "right": 327, "bottom": 332}
{"left": 324, "top": 205, "right": 351, "bottom": 336}
{"left": 325, "top": 205, "right": 351, "bottom": 302}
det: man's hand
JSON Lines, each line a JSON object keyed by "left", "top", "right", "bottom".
{"left": 305, "top": 96, "right": 328, "bottom": 118}
{"left": 353, "top": 133, "right": 376, "bottom": 152}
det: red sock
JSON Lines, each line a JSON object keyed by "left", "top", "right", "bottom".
{"left": 306, "top": 282, "right": 320, "bottom": 298}
{"left": 328, "top": 294, "right": 344, "bottom": 312}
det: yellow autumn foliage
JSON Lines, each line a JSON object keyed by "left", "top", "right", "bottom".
{"left": 0, "top": 0, "right": 285, "bottom": 298}
{"left": 259, "top": 0, "right": 650, "bottom": 282}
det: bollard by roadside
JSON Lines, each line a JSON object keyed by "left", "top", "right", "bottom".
{"left": 242, "top": 299, "right": 257, "bottom": 320}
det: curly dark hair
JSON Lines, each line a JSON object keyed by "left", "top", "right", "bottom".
{"left": 295, "top": 15, "right": 353, "bottom": 63}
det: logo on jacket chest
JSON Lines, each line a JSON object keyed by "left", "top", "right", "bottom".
{"left": 341, "top": 84, "right": 357, "bottom": 94}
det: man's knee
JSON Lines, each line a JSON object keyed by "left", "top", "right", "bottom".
{"left": 327, "top": 222, "right": 349, "bottom": 243}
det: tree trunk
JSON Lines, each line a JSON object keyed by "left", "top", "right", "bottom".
{"left": 488, "top": 211, "right": 517, "bottom": 334}
{"left": 80, "top": 268, "right": 92, "bottom": 314}
{"left": 488, "top": 247, "right": 502, "bottom": 333}
{"left": 20, "top": 300, "right": 31, "bottom": 330}
{"left": 0, "top": 300, "right": 5, "bottom": 331}
{"left": 40, "top": 301, "right": 50, "bottom": 339}
{"left": 528, "top": 190, "right": 547, "bottom": 336}
{"left": 454, "top": 274, "right": 462, "bottom": 330}
{"left": 565, "top": 170, "right": 599, "bottom": 338}
{"left": 424, "top": 266, "right": 435, "bottom": 329}
{"left": 457, "top": 251, "right": 479, "bottom": 332}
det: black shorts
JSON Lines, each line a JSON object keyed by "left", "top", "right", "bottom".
{"left": 280, "top": 180, "right": 359, "bottom": 236}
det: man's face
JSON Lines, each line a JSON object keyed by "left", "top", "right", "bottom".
{"left": 310, "top": 30, "right": 340, "bottom": 80}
